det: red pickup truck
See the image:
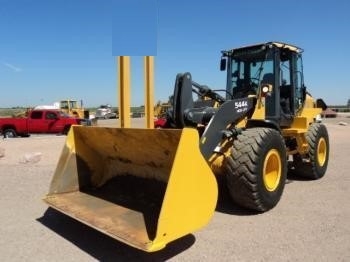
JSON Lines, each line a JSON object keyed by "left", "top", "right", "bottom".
{"left": 0, "top": 109, "right": 83, "bottom": 138}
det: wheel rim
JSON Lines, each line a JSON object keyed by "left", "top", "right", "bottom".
{"left": 317, "top": 137, "right": 327, "bottom": 167}
{"left": 263, "top": 149, "right": 282, "bottom": 192}
{"left": 5, "top": 131, "right": 14, "bottom": 138}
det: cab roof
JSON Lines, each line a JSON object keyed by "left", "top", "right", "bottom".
{"left": 223, "top": 42, "right": 303, "bottom": 56}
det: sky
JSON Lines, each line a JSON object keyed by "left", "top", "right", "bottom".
{"left": 0, "top": 0, "right": 349, "bottom": 108}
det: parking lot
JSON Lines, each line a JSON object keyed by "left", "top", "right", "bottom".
{"left": 0, "top": 116, "right": 349, "bottom": 261}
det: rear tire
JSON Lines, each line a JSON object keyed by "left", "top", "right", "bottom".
{"left": 225, "top": 128, "right": 287, "bottom": 212}
{"left": 291, "top": 123, "right": 329, "bottom": 179}
{"left": 3, "top": 128, "right": 17, "bottom": 138}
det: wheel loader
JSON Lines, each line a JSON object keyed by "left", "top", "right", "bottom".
{"left": 43, "top": 42, "right": 329, "bottom": 252}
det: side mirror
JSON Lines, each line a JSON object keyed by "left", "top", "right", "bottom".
{"left": 316, "top": 98, "right": 328, "bottom": 110}
{"left": 220, "top": 58, "right": 226, "bottom": 71}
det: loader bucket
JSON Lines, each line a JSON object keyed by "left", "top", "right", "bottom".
{"left": 43, "top": 126, "right": 218, "bottom": 252}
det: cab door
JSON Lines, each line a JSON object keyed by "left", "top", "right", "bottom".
{"left": 293, "top": 53, "right": 305, "bottom": 113}
{"left": 45, "top": 111, "right": 64, "bottom": 133}
{"left": 28, "top": 111, "right": 45, "bottom": 133}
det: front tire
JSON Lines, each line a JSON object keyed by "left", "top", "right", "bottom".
{"left": 292, "top": 123, "right": 329, "bottom": 179}
{"left": 225, "top": 128, "right": 287, "bottom": 212}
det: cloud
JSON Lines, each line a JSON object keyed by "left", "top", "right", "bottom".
{"left": 2, "top": 62, "right": 22, "bottom": 72}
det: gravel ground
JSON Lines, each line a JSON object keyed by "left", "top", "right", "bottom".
{"left": 0, "top": 116, "right": 349, "bottom": 261}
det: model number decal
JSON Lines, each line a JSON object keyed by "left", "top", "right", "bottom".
{"left": 234, "top": 101, "right": 248, "bottom": 109}
{"left": 235, "top": 100, "right": 248, "bottom": 113}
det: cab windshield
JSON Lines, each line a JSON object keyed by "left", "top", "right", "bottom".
{"left": 229, "top": 49, "right": 274, "bottom": 98}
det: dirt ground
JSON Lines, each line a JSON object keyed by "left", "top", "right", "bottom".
{"left": 0, "top": 116, "right": 349, "bottom": 261}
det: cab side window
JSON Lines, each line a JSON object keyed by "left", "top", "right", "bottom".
{"left": 45, "top": 112, "right": 57, "bottom": 120}
{"left": 31, "top": 111, "right": 43, "bottom": 119}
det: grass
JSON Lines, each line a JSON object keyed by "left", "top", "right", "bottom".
{"left": 0, "top": 108, "right": 29, "bottom": 117}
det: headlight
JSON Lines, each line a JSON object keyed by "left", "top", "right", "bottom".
{"left": 315, "top": 114, "right": 322, "bottom": 123}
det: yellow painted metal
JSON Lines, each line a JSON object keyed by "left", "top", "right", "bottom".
{"left": 283, "top": 102, "right": 321, "bottom": 136}
{"left": 281, "top": 93, "right": 322, "bottom": 155}
{"left": 297, "top": 107, "right": 321, "bottom": 121}
{"left": 151, "top": 128, "right": 218, "bottom": 251}
{"left": 154, "top": 102, "right": 171, "bottom": 118}
{"left": 303, "top": 93, "right": 318, "bottom": 109}
{"left": 59, "top": 99, "right": 86, "bottom": 119}
{"left": 263, "top": 149, "right": 282, "bottom": 192}
{"left": 317, "top": 137, "right": 327, "bottom": 166}
{"left": 294, "top": 133, "right": 309, "bottom": 155}
{"left": 250, "top": 97, "right": 265, "bottom": 120}
{"left": 282, "top": 117, "right": 309, "bottom": 135}
{"left": 44, "top": 55, "right": 219, "bottom": 252}
{"left": 117, "top": 56, "right": 131, "bottom": 128}
{"left": 144, "top": 56, "right": 155, "bottom": 128}
{"left": 43, "top": 126, "right": 217, "bottom": 252}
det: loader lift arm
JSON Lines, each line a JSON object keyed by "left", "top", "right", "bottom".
{"left": 172, "top": 72, "right": 224, "bottom": 128}
{"left": 171, "top": 72, "right": 256, "bottom": 160}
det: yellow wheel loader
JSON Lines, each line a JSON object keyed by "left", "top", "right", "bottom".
{"left": 43, "top": 42, "right": 329, "bottom": 252}
{"left": 59, "top": 99, "right": 89, "bottom": 119}
{"left": 154, "top": 101, "right": 171, "bottom": 118}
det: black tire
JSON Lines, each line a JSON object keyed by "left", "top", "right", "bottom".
{"left": 3, "top": 128, "right": 17, "bottom": 138}
{"left": 62, "top": 125, "right": 71, "bottom": 135}
{"left": 225, "top": 128, "right": 287, "bottom": 212}
{"left": 291, "top": 123, "right": 329, "bottom": 179}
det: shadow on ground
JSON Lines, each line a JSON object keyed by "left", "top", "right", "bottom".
{"left": 214, "top": 172, "right": 311, "bottom": 215}
{"left": 38, "top": 173, "right": 304, "bottom": 259}
{"left": 286, "top": 170, "right": 312, "bottom": 182}
{"left": 214, "top": 175, "right": 260, "bottom": 216}
{"left": 37, "top": 208, "right": 195, "bottom": 262}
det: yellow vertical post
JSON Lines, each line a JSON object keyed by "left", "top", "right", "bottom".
{"left": 144, "top": 56, "right": 155, "bottom": 128}
{"left": 117, "top": 56, "right": 131, "bottom": 128}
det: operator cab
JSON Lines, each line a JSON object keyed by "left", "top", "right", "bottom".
{"left": 220, "top": 42, "right": 306, "bottom": 127}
